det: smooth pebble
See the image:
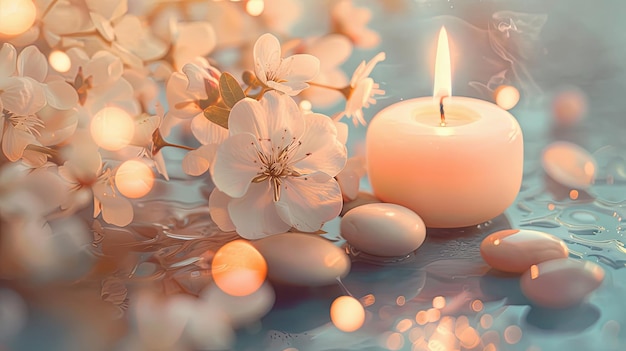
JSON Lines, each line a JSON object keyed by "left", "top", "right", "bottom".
{"left": 542, "top": 141, "right": 596, "bottom": 189}
{"left": 480, "top": 229, "right": 569, "bottom": 273}
{"left": 252, "top": 233, "right": 350, "bottom": 287}
{"left": 341, "top": 203, "right": 426, "bottom": 257}
{"left": 520, "top": 258, "right": 604, "bottom": 309}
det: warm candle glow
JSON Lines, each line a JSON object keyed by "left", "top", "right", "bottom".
{"left": 433, "top": 27, "right": 451, "bottom": 99}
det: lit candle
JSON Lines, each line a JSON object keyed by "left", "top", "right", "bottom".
{"left": 366, "top": 27, "right": 523, "bottom": 228}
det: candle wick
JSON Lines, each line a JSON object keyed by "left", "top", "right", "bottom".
{"left": 439, "top": 95, "right": 447, "bottom": 127}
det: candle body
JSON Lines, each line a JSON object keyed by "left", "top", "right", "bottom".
{"left": 366, "top": 97, "right": 523, "bottom": 228}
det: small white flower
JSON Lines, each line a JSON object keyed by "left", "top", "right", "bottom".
{"left": 253, "top": 33, "right": 320, "bottom": 96}
{"left": 58, "top": 140, "right": 133, "bottom": 227}
{"left": 209, "top": 91, "right": 346, "bottom": 238}
{"left": 341, "top": 52, "right": 386, "bottom": 126}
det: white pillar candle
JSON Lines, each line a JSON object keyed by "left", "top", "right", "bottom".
{"left": 365, "top": 28, "right": 524, "bottom": 228}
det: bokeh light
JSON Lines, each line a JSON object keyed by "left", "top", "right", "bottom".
{"left": 212, "top": 240, "right": 267, "bottom": 297}
{"left": 385, "top": 332, "right": 404, "bottom": 350}
{"left": 90, "top": 107, "right": 135, "bottom": 151}
{"left": 49, "top": 50, "right": 72, "bottom": 73}
{"left": 0, "top": 0, "right": 36, "bottom": 36}
{"left": 552, "top": 87, "right": 587, "bottom": 126}
{"left": 115, "top": 160, "right": 155, "bottom": 199}
{"left": 494, "top": 85, "right": 520, "bottom": 110}
{"left": 330, "top": 295, "right": 365, "bottom": 332}
{"left": 246, "top": 0, "right": 265, "bottom": 16}
{"left": 432, "top": 296, "right": 446, "bottom": 309}
{"left": 504, "top": 325, "right": 523, "bottom": 344}
{"left": 542, "top": 141, "right": 596, "bottom": 189}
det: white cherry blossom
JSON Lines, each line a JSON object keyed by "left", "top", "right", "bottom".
{"left": 209, "top": 91, "right": 346, "bottom": 238}
{"left": 340, "top": 52, "right": 386, "bottom": 126}
{"left": 58, "top": 137, "right": 134, "bottom": 227}
{"left": 253, "top": 33, "right": 320, "bottom": 96}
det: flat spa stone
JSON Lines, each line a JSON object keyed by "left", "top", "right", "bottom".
{"left": 520, "top": 258, "right": 604, "bottom": 308}
{"left": 252, "top": 233, "right": 350, "bottom": 287}
{"left": 340, "top": 203, "right": 426, "bottom": 257}
{"left": 480, "top": 229, "right": 569, "bottom": 273}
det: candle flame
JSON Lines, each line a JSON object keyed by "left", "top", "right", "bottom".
{"left": 433, "top": 27, "right": 452, "bottom": 98}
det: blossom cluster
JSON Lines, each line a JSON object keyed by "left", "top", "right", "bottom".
{"left": 0, "top": 0, "right": 386, "bottom": 271}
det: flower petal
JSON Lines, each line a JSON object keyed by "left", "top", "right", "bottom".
{"left": 182, "top": 144, "right": 218, "bottom": 176}
{"left": 84, "top": 51, "right": 124, "bottom": 86}
{"left": 37, "top": 105, "right": 78, "bottom": 146}
{"left": 228, "top": 182, "right": 290, "bottom": 238}
{"left": 2, "top": 123, "right": 37, "bottom": 162}
{"left": 265, "top": 80, "right": 309, "bottom": 96}
{"left": 208, "top": 188, "right": 236, "bottom": 232}
{"left": 165, "top": 72, "right": 201, "bottom": 119}
{"left": 253, "top": 33, "right": 282, "bottom": 85}
{"left": 90, "top": 12, "right": 116, "bottom": 41}
{"left": 182, "top": 63, "right": 213, "bottom": 99}
{"left": 152, "top": 151, "right": 169, "bottom": 181}
{"left": 212, "top": 133, "right": 261, "bottom": 198}
{"left": 17, "top": 46, "right": 48, "bottom": 82}
{"left": 0, "top": 77, "right": 46, "bottom": 115}
{"left": 260, "top": 91, "right": 305, "bottom": 140}
{"left": 44, "top": 80, "right": 79, "bottom": 110}
{"left": 276, "top": 173, "right": 342, "bottom": 232}
{"left": 191, "top": 113, "right": 228, "bottom": 145}
{"left": 93, "top": 182, "right": 134, "bottom": 227}
{"left": 307, "top": 34, "right": 352, "bottom": 70}
{"left": 173, "top": 22, "right": 216, "bottom": 71}
{"left": 132, "top": 113, "right": 160, "bottom": 146}
{"left": 85, "top": 0, "right": 127, "bottom": 20}
{"left": 293, "top": 113, "right": 346, "bottom": 177}
{"left": 350, "top": 52, "right": 385, "bottom": 86}
{"left": 0, "top": 43, "right": 17, "bottom": 78}
{"left": 277, "top": 54, "right": 320, "bottom": 83}
{"left": 228, "top": 97, "right": 267, "bottom": 137}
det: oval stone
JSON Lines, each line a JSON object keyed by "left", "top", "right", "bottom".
{"left": 252, "top": 233, "right": 350, "bottom": 287}
{"left": 520, "top": 258, "right": 604, "bottom": 308}
{"left": 340, "top": 203, "right": 426, "bottom": 257}
{"left": 480, "top": 229, "right": 569, "bottom": 273}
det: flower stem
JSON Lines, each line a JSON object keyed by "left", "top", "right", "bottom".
{"left": 308, "top": 82, "right": 352, "bottom": 99}
{"left": 152, "top": 129, "right": 195, "bottom": 154}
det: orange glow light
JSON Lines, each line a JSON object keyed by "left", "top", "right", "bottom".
{"left": 433, "top": 27, "right": 452, "bottom": 99}
{"left": 330, "top": 296, "right": 365, "bottom": 332}
{"left": 49, "top": 50, "right": 72, "bottom": 73}
{"left": 212, "top": 240, "right": 267, "bottom": 297}
{"left": 90, "top": 107, "right": 135, "bottom": 151}
{"left": 0, "top": 0, "right": 36, "bottom": 36}
{"left": 115, "top": 160, "right": 155, "bottom": 199}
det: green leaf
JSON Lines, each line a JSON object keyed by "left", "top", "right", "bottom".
{"left": 203, "top": 105, "right": 230, "bottom": 129}
{"left": 219, "top": 72, "right": 245, "bottom": 108}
